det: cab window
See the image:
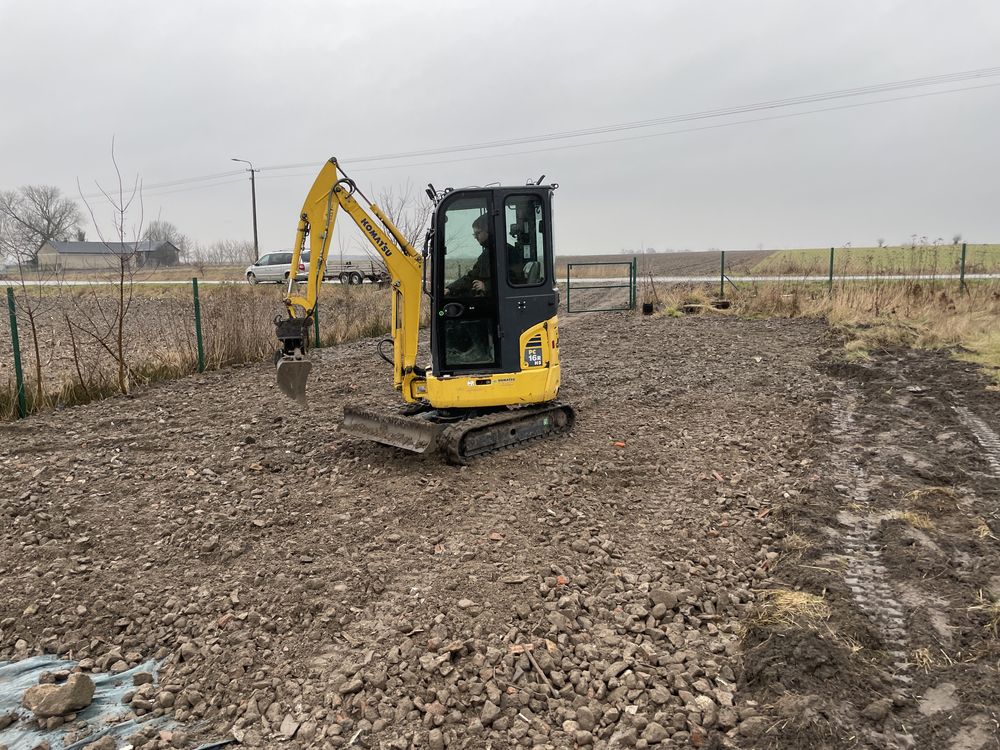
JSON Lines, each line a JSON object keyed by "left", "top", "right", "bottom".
{"left": 505, "top": 195, "right": 546, "bottom": 286}
{"left": 442, "top": 195, "right": 492, "bottom": 296}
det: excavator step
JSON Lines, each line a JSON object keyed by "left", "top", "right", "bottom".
{"left": 341, "top": 402, "right": 576, "bottom": 464}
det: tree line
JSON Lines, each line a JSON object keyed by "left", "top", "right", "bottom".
{"left": 0, "top": 184, "right": 256, "bottom": 269}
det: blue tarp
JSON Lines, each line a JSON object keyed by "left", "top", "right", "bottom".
{"left": 0, "top": 655, "right": 169, "bottom": 750}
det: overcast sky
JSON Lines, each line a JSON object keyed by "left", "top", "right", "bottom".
{"left": 2, "top": 0, "right": 998, "bottom": 256}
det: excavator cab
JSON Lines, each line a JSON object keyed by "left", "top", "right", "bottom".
{"left": 430, "top": 187, "right": 558, "bottom": 379}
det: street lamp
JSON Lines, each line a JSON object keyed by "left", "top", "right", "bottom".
{"left": 231, "top": 158, "right": 260, "bottom": 262}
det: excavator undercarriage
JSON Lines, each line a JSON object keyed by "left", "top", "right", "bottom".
{"left": 342, "top": 402, "right": 576, "bottom": 464}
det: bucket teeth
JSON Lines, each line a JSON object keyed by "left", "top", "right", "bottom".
{"left": 276, "top": 358, "right": 312, "bottom": 404}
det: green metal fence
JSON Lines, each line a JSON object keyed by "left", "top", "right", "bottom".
{"left": 2, "top": 277, "right": 338, "bottom": 421}
{"left": 566, "top": 259, "right": 637, "bottom": 313}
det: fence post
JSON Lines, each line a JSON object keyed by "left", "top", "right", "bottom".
{"left": 720, "top": 251, "right": 726, "bottom": 299}
{"left": 6, "top": 287, "right": 27, "bottom": 418}
{"left": 828, "top": 247, "right": 835, "bottom": 290}
{"left": 565, "top": 264, "right": 571, "bottom": 313}
{"left": 313, "top": 305, "right": 321, "bottom": 348}
{"left": 631, "top": 257, "right": 637, "bottom": 310}
{"left": 192, "top": 278, "right": 205, "bottom": 373}
{"left": 959, "top": 242, "right": 967, "bottom": 293}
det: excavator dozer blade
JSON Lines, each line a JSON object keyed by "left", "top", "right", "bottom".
{"left": 276, "top": 357, "right": 313, "bottom": 404}
{"left": 342, "top": 406, "right": 446, "bottom": 455}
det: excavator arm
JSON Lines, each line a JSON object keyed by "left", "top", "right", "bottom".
{"left": 275, "top": 158, "right": 425, "bottom": 403}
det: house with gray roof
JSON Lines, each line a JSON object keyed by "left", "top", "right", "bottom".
{"left": 36, "top": 240, "right": 181, "bottom": 271}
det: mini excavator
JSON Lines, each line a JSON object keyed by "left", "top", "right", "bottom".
{"left": 273, "top": 158, "right": 574, "bottom": 463}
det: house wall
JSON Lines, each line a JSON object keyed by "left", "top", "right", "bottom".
{"left": 36, "top": 243, "right": 60, "bottom": 270}
{"left": 150, "top": 244, "right": 180, "bottom": 266}
{"left": 35, "top": 241, "right": 175, "bottom": 271}
{"left": 59, "top": 254, "right": 127, "bottom": 271}
{"left": 37, "top": 244, "right": 130, "bottom": 272}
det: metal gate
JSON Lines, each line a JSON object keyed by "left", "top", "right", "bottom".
{"left": 565, "top": 259, "right": 637, "bottom": 313}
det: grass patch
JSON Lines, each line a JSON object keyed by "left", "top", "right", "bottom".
{"left": 891, "top": 511, "right": 935, "bottom": 530}
{"left": 974, "top": 519, "right": 997, "bottom": 540}
{"left": 751, "top": 244, "right": 1000, "bottom": 276}
{"left": 904, "top": 486, "right": 956, "bottom": 502}
{"left": 678, "top": 279, "right": 1000, "bottom": 384}
{"left": 754, "top": 589, "right": 831, "bottom": 628}
{"left": 969, "top": 593, "right": 1000, "bottom": 639}
{"left": 1, "top": 284, "right": 397, "bottom": 420}
{"left": 912, "top": 647, "right": 934, "bottom": 672}
{"left": 783, "top": 533, "right": 811, "bottom": 552}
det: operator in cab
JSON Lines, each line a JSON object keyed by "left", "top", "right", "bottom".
{"left": 445, "top": 214, "right": 493, "bottom": 296}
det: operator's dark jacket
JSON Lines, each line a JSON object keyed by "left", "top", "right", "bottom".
{"left": 449, "top": 248, "right": 492, "bottom": 295}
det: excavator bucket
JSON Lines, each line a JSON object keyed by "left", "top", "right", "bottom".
{"left": 276, "top": 356, "right": 312, "bottom": 404}
{"left": 342, "top": 406, "right": 446, "bottom": 454}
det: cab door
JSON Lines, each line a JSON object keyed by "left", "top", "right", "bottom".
{"left": 431, "top": 191, "right": 502, "bottom": 376}
{"left": 495, "top": 189, "right": 557, "bottom": 372}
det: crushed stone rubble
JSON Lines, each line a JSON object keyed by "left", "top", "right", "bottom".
{"left": 1, "top": 314, "right": 832, "bottom": 748}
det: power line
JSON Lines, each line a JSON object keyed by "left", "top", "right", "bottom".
{"left": 250, "top": 81, "right": 1000, "bottom": 179}
{"left": 141, "top": 176, "right": 249, "bottom": 198}
{"left": 99, "top": 66, "right": 1000, "bottom": 200}
{"left": 78, "top": 169, "right": 245, "bottom": 200}
{"left": 258, "top": 65, "right": 1000, "bottom": 171}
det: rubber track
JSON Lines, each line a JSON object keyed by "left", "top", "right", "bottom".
{"left": 440, "top": 402, "right": 576, "bottom": 465}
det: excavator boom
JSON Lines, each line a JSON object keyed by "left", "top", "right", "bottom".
{"left": 274, "top": 158, "right": 422, "bottom": 403}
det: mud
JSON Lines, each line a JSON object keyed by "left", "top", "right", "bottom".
{"left": 1, "top": 311, "right": 998, "bottom": 749}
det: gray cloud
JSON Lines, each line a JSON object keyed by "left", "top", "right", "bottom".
{"left": 1, "top": 0, "right": 998, "bottom": 255}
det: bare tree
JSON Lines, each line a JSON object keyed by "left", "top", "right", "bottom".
{"left": 189, "top": 238, "right": 255, "bottom": 266}
{"left": 74, "top": 142, "right": 145, "bottom": 395}
{"left": 374, "top": 180, "right": 433, "bottom": 250}
{"left": 0, "top": 185, "right": 83, "bottom": 267}
{"left": 877, "top": 238, "right": 886, "bottom": 248}
{"left": 143, "top": 218, "right": 189, "bottom": 258}
{"left": 952, "top": 233, "right": 962, "bottom": 245}
{"left": 0, "top": 188, "right": 72, "bottom": 407}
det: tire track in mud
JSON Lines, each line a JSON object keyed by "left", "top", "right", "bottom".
{"left": 952, "top": 405, "right": 1000, "bottom": 476}
{"left": 830, "top": 391, "right": 914, "bottom": 700}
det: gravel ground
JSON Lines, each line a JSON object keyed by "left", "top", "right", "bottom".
{"left": 1, "top": 311, "right": 998, "bottom": 749}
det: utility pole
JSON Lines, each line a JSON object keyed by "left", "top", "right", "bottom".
{"left": 231, "top": 158, "right": 260, "bottom": 261}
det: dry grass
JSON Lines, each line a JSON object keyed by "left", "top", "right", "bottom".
{"left": 891, "top": 511, "right": 935, "bottom": 530}
{"left": 783, "top": 533, "right": 811, "bottom": 552}
{"left": 839, "top": 633, "right": 865, "bottom": 656}
{"left": 641, "top": 279, "right": 1000, "bottom": 384}
{"left": 752, "top": 244, "right": 1000, "bottom": 276}
{"left": 904, "top": 486, "right": 956, "bottom": 502}
{"left": 0, "top": 283, "right": 395, "bottom": 420}
{"left": 912, "top": 647, "right": 934, "bottom": 672}
{"left": 969, "top": 592, "right": 1000, "bottom": 639}
{"left": 974, "top": 519, "right": 998, "bottom": 540}
{"left": 753, "top": 589, "right": 831, "bottom": 628}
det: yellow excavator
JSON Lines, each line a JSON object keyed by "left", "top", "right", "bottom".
{"left": 273, "top": 158, "right": 574, "bottom": 463}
